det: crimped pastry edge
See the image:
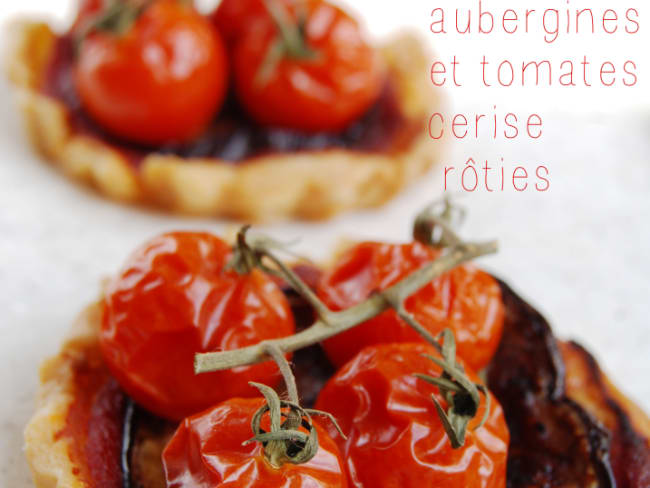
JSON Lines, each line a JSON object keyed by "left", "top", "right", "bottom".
{"left": 23, "top": 303, "right": 104, "bottom": 488}
{"left": 7, "top": 20, "right": 443, "bottom": 222}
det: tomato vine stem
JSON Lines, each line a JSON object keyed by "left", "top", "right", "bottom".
{"left": 243, "top": 344, "right": 346, "bottom": 467}
{"left": 195, "top": 243, "right": 496, "bottom": 372}
{"left": 256, "top": 0, "right": 318, "bottom": 85}
{"left": 195, "top": 200, "right": 497, "bottom": 451}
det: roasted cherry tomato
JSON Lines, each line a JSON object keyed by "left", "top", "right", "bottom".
{"left": 318, "top": 241, "right": 504, "bottom": 371}
{"left": 74, "top": 0, "right": 228, "bottom": 145}
{"left": 210, "top": 0, "right": 277, "bottom": 46}
{"left": 315, "top": 343, "right": 509, "bottom": 487}
{"left": 232, "top": 0, "right": 385, "bottom": 132}
{"left": 163, "top": 397, "right": 348, "bottom": 487}
{"left": 101, "top": 232, "right": 295, "bottom": 420}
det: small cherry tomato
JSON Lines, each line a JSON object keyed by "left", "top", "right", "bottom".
{"left": 232, "top": 0, "right": 385, "bottom": 132}
{"left": 315, "top": 342, "right": 509, "bottom": 488}
{"left": 209, "top": 0, "right": 277, "bottom": 46}
{"left": 101, "top": 232, "right": 295, "bottom": 420}
{"left": 318, "top": 241, "right": 504, "bottom": 371}
{"left": 74, "top": 0, "right": 228, "bottom": 145}
{"left": 162, "top": 397, "right": 349, "bottom": 487}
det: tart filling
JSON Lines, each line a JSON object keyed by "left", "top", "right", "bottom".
{"left": 42, "top": 36, "right": 420, "bottom": 165}
{"left": 28, "top": 209, "right": 647, "bottom": 487}
{"left": 24, "top": 276, "right": 650, "bottom": 488}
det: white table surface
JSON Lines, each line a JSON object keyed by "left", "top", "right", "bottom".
{"left": 1, "top": 1, "right": 650, "bottom": 486}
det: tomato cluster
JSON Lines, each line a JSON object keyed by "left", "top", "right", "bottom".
{"left": 71, "top": 0, "right": 384, "bottom": 145}
{"left": 101, "top": 231, "right": 508, "bottom": 486}
{"left": 318, "top": 241, "right": 504, "bottom": 371}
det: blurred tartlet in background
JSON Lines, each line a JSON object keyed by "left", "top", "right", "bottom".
{"left": 6, "top": 0, "right": 442, "bottom": 221}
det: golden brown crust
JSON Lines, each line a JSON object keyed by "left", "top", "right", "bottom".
{"left": 24, "top": 303, "right": 104, "bottom": 488}
{"left": 560, "top": 341, "right": 650, "bottom": 485}
{"left": 7, "top": 21, "right": 442, "bottom": 221}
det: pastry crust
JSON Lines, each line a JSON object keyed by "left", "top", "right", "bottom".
{"left": 24, "top": 303, "right": 106, "bottom": 488}
{"left": 7, "top": 20, "right": 442, "bottom": 221}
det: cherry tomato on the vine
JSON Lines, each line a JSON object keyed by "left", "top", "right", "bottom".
{"left": 232, "top": 0, "right": 385, "bottom": 132}
{"left": 74, "top": 0, "right": 228, "bottom": 145}
{"left": 315, "top": 342, "right": 509, "bottom": 488}
{"left": 162, "top": 397, "right": 349, "bottom": 487}
{"left": 209, "top": 0, "right": 279, "bottom": 46}
{"left": 101, "top": 232, "right": 295, "bottom": 420}
{"left": 317, "top": 241, "right": 504, "bottom": 371}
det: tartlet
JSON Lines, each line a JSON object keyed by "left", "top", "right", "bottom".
{"left": 7, "top": 20, "right": 440, "bottom": 222}
{"left": 24, "top": 278, "right": 650, "bottom": 488}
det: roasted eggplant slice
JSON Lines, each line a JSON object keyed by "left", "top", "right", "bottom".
{"left": 488, "top": 280, "right": 614, "bottom": 486}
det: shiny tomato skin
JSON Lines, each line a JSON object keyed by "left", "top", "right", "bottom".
{"left": 315, "top": 343, "right": 509, "bottom": 488}
{"left": 209, "top": 0, "right": 274, "bottom": 46}
{"left": 74, "top": 0, "right": 228, "bottom": 145}
{"left": 232, "top": 0, "right": 385, "bottom": 132}
{"left": 162, "top": 397, "right": 349, "bottom": 487}
{"left": 318, "top": 241, "right": 504, "bottom": 371}
{"left": 101, "top": 232, "right": 295, "bottom": 421}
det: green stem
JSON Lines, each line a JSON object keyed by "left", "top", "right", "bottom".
{"left": 256, "top": 0, "right": 317, "bottom": 85}
{"left": 196, "top": 201, "right": 497, "bottom": 450}
{"left": 265, "top": 344, "right": 299, "bottom": 404}
{"left": 413, "top": 197, "right": 466, "bottom": 247}
{"left": 263, "top": 0, "right": 314, "bottom": 58}
{"left": 245, "top": 345, "right": 346, "bottom": 467}
{"left": 195, "top": 240, "right": 497, "bottom": 373}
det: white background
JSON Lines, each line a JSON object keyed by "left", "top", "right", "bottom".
{"left": 1, "top": 1, "right": 649, "bottom": 486}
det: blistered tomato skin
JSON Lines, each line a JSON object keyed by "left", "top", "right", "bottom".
{"left": 318, "top": 241, "right": 504, "bottom": 371}
{"left": 315, "top": 343, "right": 509, "bottom": 488}
{"left": 74, "top": 0, "right": 228, "bottom": 145}
{"left": 162, "top": 397, "right": 349, "bottom": 487}
{"left": 101, "top": 232, "right": 295, "bottom": 421}
{"left": 232, "top": 0, "right": 385, "bottom": 132}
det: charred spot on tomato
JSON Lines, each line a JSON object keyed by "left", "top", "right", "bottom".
{"left": 40, "top": 35, "right": 416, "bottom": 165}
{"left": 453, "top": 391, "right": 478, "bottom": 417}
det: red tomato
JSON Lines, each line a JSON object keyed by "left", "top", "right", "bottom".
{"left": 315, "top": 343, "right": 509, "bottom": 488}
{"left": 232, "top": 0, "right": 385, "bottom": 132}
{"left": 209, "top": 0, "right": 275, "bottom": 46}
{"left": 101, "top": 232, "right": 295, "bottom": 420}
{"left": 162, "top": 397, "right": 348, "bottom": 487}
{"left": 318, "top": 241, "right": 504, "bottom": 371}
{"left": 74, "top": 0, "right": 228, "bottom": 145}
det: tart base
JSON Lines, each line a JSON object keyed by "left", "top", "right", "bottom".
{"left": 7, "top": 21, "right": 442, "bottom": 222}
